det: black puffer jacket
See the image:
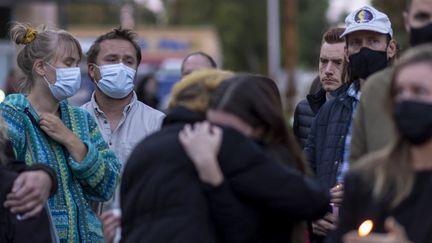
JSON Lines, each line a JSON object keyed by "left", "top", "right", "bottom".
{"left": 304, "top": 84, "right": 354, "bottom": 191}
{"left": 293, "top": 88, "right": 327, "bottom": 148}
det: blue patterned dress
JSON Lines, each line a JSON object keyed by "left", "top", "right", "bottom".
{"left": 0, "top": 94, "right": 121, "bottom": 242}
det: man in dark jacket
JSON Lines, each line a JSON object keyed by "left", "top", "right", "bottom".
{"left": 350, "top": 0, "right": 432, "bottom": 163}
{"left": 304, "top": 5, "right": 397, "bottom": 243}
{"left": 293, "top": 27, "right": 346, "bottom": 148}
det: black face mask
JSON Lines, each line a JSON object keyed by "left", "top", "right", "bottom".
{"left": 394, "top": 100, "right": 432, "bottom": 145}
{"left": 409, "top": 23, "right": 432, "bottom": 46}
{"left": 349, "top": 47, "right": 388, "bottom": 80}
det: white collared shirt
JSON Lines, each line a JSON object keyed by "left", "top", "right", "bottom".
{"left": 82, "top": 92, "right": 165, "bottom": 166}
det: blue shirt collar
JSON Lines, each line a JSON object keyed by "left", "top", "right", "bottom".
{"left": 347, "top": 83, "right": 361, "bottom": 101}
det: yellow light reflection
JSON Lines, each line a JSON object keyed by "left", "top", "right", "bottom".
{"left": 358, "top": 219, "right": 373, "bottom": 237}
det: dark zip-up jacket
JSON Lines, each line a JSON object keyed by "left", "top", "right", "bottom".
{"left": 304, "top": 84, "right": 354, "bottom": 191}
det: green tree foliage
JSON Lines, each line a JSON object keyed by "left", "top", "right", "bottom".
{"left": 67, "top": 0, "right": 329, "bottom": 72}
{"left": 296, "top": 0, "right": 328, "bottom": 68}
{"left": 165, "top": 0, "right": 267, "bottom": 73}
{"left": 165, "top": 0, "right": 328, "bottom": 72}
{"left": 67, "top": 2, "right": 158, "bottom": 27}
{"left": 67, "top": 3, "right": 120, "bottom": 27}
{"left": 372, "top": 0, "right": 408, "bottom": 50}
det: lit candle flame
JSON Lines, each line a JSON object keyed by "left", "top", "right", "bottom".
{"left": 358, "top": 220, "right": 373, "bottom": 237}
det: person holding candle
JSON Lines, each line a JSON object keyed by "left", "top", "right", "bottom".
{"left": 326, "top": 44, "right": 432, "bottom": 243}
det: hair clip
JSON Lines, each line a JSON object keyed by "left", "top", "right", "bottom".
{"left": 22, "top": 27, "right": 37, "bottom": 44}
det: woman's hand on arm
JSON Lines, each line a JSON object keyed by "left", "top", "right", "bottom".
{"left": 3, "top": 170, "right": 52, "bottom": 220}
{"left": 39, "top": 113, "right": 87, "bottom": 162}
{"left": 179, "top": 121, "right": 224, "bottom": 186}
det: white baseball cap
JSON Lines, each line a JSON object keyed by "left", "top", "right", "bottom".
{"left": 340, "top": 5, "right": 393, "bottom": 38}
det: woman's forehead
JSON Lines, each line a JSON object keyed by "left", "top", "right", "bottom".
{"left": 397, "top": 62, "right": 432, "bottom": 86}
{"left": 52, "top": 40, "right": 81, "bottom": 62}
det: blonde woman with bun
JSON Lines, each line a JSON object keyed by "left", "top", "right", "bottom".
{"left": 1, "top": 22, "right": 120, "bottom": 242}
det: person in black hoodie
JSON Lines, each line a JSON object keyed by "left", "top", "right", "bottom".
{"left": 293, "top": 27, "right": 347, "bottom": 148}
{"left": 120, "top": 69, "right": 233, "bottom": 243}
{"left": 179, "top": 74, "right": 330, "bottom": 243}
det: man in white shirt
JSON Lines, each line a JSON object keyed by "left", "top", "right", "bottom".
{"left": 82, "top": 27, "right": 165, "bottom": 165}
{"left": 82, "top": 27, "right": 165, "bottom": 243}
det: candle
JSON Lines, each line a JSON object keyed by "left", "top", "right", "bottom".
{"left": 358, "top": 220, "right": 373, "bottom": 237}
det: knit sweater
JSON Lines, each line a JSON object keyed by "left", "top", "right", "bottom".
{"left": 0, "top": 94, "right": 121, "bottom": 243}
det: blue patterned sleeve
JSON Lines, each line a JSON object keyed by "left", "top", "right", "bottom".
{"left": 68, "top": 112, "right": 121, "bottom": 202}
{"left": 0, "top": 104, "right": 26, "bottom": 160}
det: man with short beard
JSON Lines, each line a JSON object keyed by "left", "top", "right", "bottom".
{"left": 293, "top": 27, "right": 346, "bottom": 149}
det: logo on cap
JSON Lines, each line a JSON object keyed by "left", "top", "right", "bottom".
{"left": 354, "top": 9, "right": 374, "bottom": 23}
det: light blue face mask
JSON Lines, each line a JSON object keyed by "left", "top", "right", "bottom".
{"left": 94, "top": 63, "right": 136, "bottom": 99}
{"left": 44, "top": 63, "right": 81, "bottom": 101}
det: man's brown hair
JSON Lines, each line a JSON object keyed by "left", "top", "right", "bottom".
{"left": 321, "top": 27, "right": 346, "bottom": 45}
{"left": 86, "top": 27, "right": 141, "bottom": 65}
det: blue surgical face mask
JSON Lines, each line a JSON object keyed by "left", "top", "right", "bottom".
{"left": 94, "top": 63, "right": 136, "bottom": 99}
{"left": 44, "top": 63, "right": 81, "bottom": 101}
